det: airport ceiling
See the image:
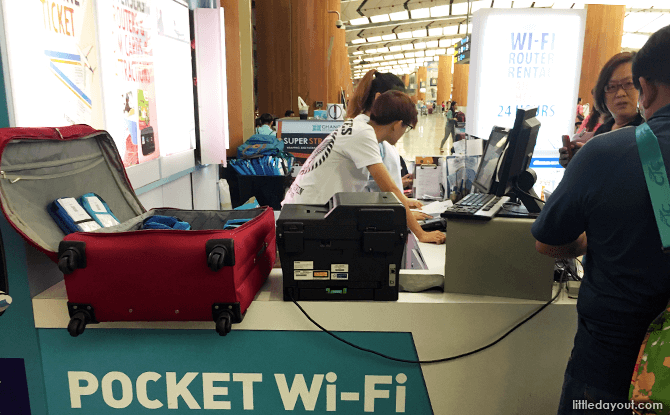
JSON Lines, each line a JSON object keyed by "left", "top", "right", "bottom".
{"left": 340, "top": 0, "right": 670, "bottom": 79}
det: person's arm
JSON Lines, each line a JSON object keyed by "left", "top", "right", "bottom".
{"left": 536, "top": 232, "right": 587, "bottom": 258}
{"left": 368, "top": 163, "right": 445, "bottom": 244}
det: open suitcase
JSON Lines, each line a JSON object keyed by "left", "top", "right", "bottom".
{"left": 0, "top": 125, "right": 276, "bottom": 336}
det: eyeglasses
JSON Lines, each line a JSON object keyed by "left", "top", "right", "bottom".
{"left": 604, "top": 80, "right": 636, "bottom": 94}
{"left": 403, "top": 123, "right": 414, "bottom": 134}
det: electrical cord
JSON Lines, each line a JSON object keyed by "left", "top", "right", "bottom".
{"left": 290, "top": 286, "right": 563, "bottom": 365}
{"left": 513, "top": 184, "right": 545, "bottom": 204}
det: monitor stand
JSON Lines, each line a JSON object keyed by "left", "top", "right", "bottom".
{"left": 498, "top": 169, "right": 543, "bottom": 218}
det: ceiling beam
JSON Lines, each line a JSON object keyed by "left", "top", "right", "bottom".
{"left": 345, "top": 14, "right": 470, "bottom": 32}
{"left": 348, "top": 33, "right": 468, "bottom": 50}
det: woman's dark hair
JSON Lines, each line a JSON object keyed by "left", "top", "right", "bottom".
{"left": 260, "top": 113, "right": 274, "bottom": 125}
{"left": 370, "top": 90, "right": 418, "bottom": 128}
{"left": 633, "top": 25, "right": 670, "bottom": 91}
{"left": 584, "top": 107, "right": 602, "bottom": 132}
{"left": 284, "top": 110, "right": 295, "bottom": 117}
{"left": 347, "top": 69, "right": 406, "bottom": 118}
{"left": 593, "top": 52, "right": 636, "bottom": 115}
{"left": 450, "top": 101, "right": 458, "bottom": 111}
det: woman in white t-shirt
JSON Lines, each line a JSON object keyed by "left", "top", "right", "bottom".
{"left": 282, "top": 71, "right": 444, "bottom": 244}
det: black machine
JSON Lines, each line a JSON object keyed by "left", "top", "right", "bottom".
{"left": 441, "top": 108, "right": 543, "bottom": 220}
{"left": 277, "top": 192, "right": 407, "bottom": 301}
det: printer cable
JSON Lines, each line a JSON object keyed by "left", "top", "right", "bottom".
{"left": 290, "top": 284, "right": 564, "bottom": 365}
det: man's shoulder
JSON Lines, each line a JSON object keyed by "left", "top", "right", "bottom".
{"left": 584, "top": 125, "right": 637, "bottom": 154}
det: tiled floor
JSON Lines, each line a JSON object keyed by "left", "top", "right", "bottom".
{"left": 395, "top": 110, "right": 452, "bottom": 163}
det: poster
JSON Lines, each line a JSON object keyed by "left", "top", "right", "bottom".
{"left": 1, "top": 0, "right": 103, "bottom": 128}
{"left": 278, "top": 120, "right": 343, "bottom": 164}
{"left": 96, "top": 0, "right": 160, "bottom": 167}
{"left": 466, "top": 9, "right": 586, "bottom": 168}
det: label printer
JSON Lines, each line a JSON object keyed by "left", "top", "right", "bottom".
{"left": 277, "top": 192, "right": 407, "bottom": 301}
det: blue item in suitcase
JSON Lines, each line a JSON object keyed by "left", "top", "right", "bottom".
{"left": 47, "top": 197, "right": 102, "bottom": 234}
{"left": 223, "top": 218, "right": 252, "bottom": 230}
{"left": 78, "top": 193, "right": 121, "bottom": 228}
{"left": 142, "top": 215, "right": 191, "bottom": 230}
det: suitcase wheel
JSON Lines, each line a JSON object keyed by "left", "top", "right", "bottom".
{"left": 67, "top": 310, "right": 92, "bottom": 337}
{"left": 205, "top": 239, "right": 235, "bottom": 271}
{"left": 58, "top": 242, "right": 86, "bottom": 274}
{"left": 214, "top": 310, "right": 233, "bottom": 336}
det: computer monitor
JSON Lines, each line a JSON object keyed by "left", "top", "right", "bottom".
{"left": 494, "top": 107, "right": 542, "bottom": 213}
{"left": 472, "top": 126, "right": 510, "bottom": 194}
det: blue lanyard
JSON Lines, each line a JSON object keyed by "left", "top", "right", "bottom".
{"left": 636, "top": 123, "right": 670, "bottom": 253}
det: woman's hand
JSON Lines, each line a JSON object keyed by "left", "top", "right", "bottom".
{"left": 407, "top": 199, "right": 423, "bottom": 209}
{"left": 558, "top": 142, "right": 585, "bottom": 168}
{"left": 417, "top": 230, "right": 446, "bottom": 245}
{"left": 412, "top": 211, "right": 432, "bottom": 221}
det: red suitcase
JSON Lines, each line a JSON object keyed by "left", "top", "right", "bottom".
{"left": 0, "top": 125, "right": 276, "bottom": 336}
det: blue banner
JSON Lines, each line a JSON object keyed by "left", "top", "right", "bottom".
{"left": 39, "top": 329, "right": 432, "bottom": 414}
{"left": 530, "top": 157, "right": 562, "bottom": 169}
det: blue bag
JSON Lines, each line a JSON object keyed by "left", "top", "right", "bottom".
{"left": 78, "top": 193, "right": 121, "bottom": 228}
{"left": 237, "top": 134, "right": 284, "bottom": 159}
{"left": 47, "top": 197, "right": 102, "bottom": 234}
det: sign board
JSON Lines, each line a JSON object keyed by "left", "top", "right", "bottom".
{"left": 39, "top": 329, "right": 432, "bottom": 414}
{"left": 277, "top": 120, "right": 343, "bottom": 163}
{"left": 466, "top": 8, "right": 586, "bottom": 190}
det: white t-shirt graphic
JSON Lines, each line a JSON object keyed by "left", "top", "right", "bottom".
{"left": 282, "top": 114, "right": 383, "bottom": 205}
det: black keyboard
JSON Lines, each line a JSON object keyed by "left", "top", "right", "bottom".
{"left": 440, "top": 193, "right": 509, "bottom": 220}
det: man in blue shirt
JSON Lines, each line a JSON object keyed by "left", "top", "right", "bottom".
{"left": 532, "top": 26, "right": 670, "bottom": 414}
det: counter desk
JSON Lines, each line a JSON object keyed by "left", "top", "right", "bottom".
{"left": 24, "top": 237, "right": 578, "bottom": 415}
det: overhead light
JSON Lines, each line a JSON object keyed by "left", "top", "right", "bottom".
{"left": 384, "top": 55, "right": 395, "bottom": 60}
{"left": 401, "top": 44, "right": 414, "bottom": 50}
{"left": 410, "top": 8, "right": 430, "bottom": 19}
{"left": 388, "top": 61, "right": 398, "bottom": 65}
{"left": 372, "top": 56, "right": 384, "bottom": 61}
{"left": 425, "top": 50, "right": 436, "bottom": 56}
{"left": 439, "top": 39, "right": 450, "bottom": 48}
{"left": 353, "top": 51, "right": 364, "bottom": 55}
{"left": 532, "top": 0, "right": 554, "bottom": 6}
{"left": 382, "top": 34, "right": 397, "bottom": 41}
{"left": 451, "top": 2, "right": 469, "bottom": 15}
{"left": 351, "top": 39, "right": 366, "bottom": 44}
{"left": 622, "top": 33, "right": 650, "bottom": 50}
{"left": 367, "top": 36, "right": 382, "bottom": 42}
{"left": 389, "top": 10, "right": 409, "bottom": 21}
{"left": 447, "top": 47, "right": 455, "bottom": 55}
{"left": 389, "top": 46, "right": 403, "bottom": 52}
{"left": 412, "top": 29, "right": 428, "bottom": 38}
{"left": 436, "top": 49, "right": 447, "bottom": 55}
{"left": 443, "top": 25, "right": 459, "bottom": 36}
{"left": 430, "top": 5, "right": 450, "bottom": 17}
{"left": 393, "top": 54, "right": 404, "bottom": 59}
{"left": 377, "top": 47, "right": 390, "bottom": 53}
{"left": 414, "top": 42, "right": 426, "bottom": 49}
{"left": 349, "top": 17, "right": 369, "bottom": 25}
{"left": 366, "top": 49, "right": 377, "bottom": 54}
{"left": 354, "top": 65, "right": 362, "bottom": 69}
{"left": 428, "top": 28, "right": 443, "bottom": 37}
{"left": 398, "top": 31, "right": 414, "bottom": 40}
{"left": 415, "top": 50, "right": 425, "bottom": 57}
{"left": 426, "top": 40, "right": 438, "bottom": 48}
{"left": 405, "top": 52, "right": 416, "bottom": 58}
{"left": 370, "top": 14, "right": 390, "bottom": 23}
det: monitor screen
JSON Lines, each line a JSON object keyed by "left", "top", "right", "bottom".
{"left": 472, "top": 126, "right": 510, "bottom": 194}
{"left": 495, "top": 107, "right": 543, "bottom": 212}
